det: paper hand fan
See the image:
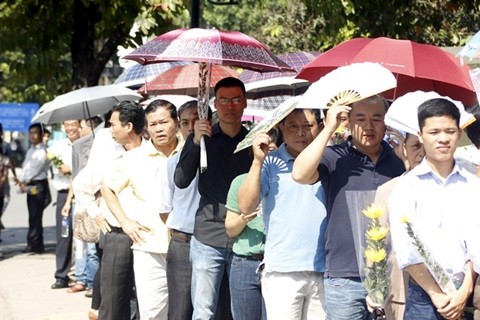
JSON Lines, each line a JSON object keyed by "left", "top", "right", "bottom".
{"left": 234, "top": 96, "right": 301, "bottom": 153}
{"left": 297, "top": 62, "right": 396, "bottom": 109}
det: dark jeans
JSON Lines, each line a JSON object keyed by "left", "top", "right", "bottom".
{"left": 229, "top": 254, "right": 266, "bottom": 320}
{"left": 99, "top": 230, "right": 134, "bottom": 320}
{"left": 404, "top": 281, "right": 444, "bottom": 320}
{"left": 54, "top": 190, "right": 72, "bottom": 281}
{"left": 166, "top": 236, "right": 193, "bottom": 320}
{"left": 26, "top": 180, "right": 50, "bottom": 251}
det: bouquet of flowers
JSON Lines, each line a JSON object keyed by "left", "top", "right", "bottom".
{"left": 363, "top": 204, "right": 390, "bottom": 317}
{"left": 47, "top": 153, "right": 67, "bottom": 174}
{"left": 331, "top": 123, "right": 350, "bottom": 145}
{"left": 346, "top": 191, "right": 391, "bottom": 319}
{"left": 401, "top": 215, "right": 456, "bottom": 294}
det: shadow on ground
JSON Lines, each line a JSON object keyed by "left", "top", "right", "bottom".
{"left": 0, "top": 226, "right": 56, "bottom": 259}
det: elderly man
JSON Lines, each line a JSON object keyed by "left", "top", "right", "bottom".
{"left": 48, "top": 119, "right": 80, "bottom": 289}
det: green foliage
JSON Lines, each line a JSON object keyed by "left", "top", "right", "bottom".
{"left": 0, "top": 0, "right": 188, "bottom": 104}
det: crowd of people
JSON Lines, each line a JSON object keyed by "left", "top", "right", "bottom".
{"left": 6, "top": 74, "right": 480, "bottom": 320}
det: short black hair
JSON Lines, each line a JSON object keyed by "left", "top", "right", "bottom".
{"left": 418, "top": 98, "right": 460, "bottom": 131}
{"left": 29, "top": 123, "right": 44, "bottom": 135}
{"left": 178, "top": 101, "right": 197, "bottom": 119}
{"left": 144, "top": 99, "right": 178, "bottom": 121}
{"left": 214, "top": 77, "right": 245, "bottom": 96}
{"left": 465, "top": 103, "right": 480, "bottom": 148}
{"left": 111, "top": 101, "right": 145, "bottom": 135}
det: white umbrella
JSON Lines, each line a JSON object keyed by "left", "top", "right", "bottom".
{"left": 32, "top": 85, "right": 142, "bottom": 124}
{"left": 386, "top": 90, "right": 475, "bottom": 135}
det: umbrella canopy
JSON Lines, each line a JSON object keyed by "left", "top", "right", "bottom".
{"left": 240, "top": 51, "right": 319, "bottom": 83}
{"left": 32, "top": 85, "right": 142, "bottom": 124}
{"left": 123, "top": 28, "right": 293, "bottom": 72}
{"left": 297, "top": 37, "right": 477, "bottom": 106}
{"left": 385, "top": 91, "right": 475, "bottom": 135}
{"left": 114, "top": 61, "right": 191, "bottom": 88}
{"left": 138, "top": 64, "right": 239, "bottom": 96}
{"left": 140, "top": 94, "right": 196, "bottom": 109}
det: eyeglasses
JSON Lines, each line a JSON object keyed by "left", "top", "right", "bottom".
{"left": 216, "top": 97, "right": 244, "bottom": 106}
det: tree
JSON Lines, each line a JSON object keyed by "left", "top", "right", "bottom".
{"left": 0, "top": 0, "right": 188, "bottom": 103}
{"left": 202, "top": 0, "right": 480, "bottom": 54}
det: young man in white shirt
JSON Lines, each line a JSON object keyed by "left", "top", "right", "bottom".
{"left": 389, "top": 98, "right": 479, "bottom": 320}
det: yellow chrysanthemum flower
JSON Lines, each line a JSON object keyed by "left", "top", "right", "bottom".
{"left": 362, "top": 204, "right": 386, "bottom": 219}
{"left": 334, "top": 123, "right": 348, "bottom": 134}
{"left": 47, "top": 153, "right": 55, "bottom": 160}
{"left": 400, "top": 215, "right": 410, "bottom": 224}
{"left": 365, "top": 248, "right": 387, "bottom": 263}
{"left": 366, "top": 227, "right": 389, "bottom": 241}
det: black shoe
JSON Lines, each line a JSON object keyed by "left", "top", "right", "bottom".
{"left": 51, "top": 280, "right": 69, "bottom": 289}
{"left": 22, "top": 246, "right": 44, "bottom": 254}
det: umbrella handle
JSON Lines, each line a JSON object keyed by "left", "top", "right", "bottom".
{"left": 200, "top": 137, "right": 207, "bottom": 173}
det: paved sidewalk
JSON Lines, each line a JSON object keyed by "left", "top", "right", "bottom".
{"left": 0, "top": 180, "right": 91, "bottom": 320}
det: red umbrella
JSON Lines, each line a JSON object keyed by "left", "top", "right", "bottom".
{"left": 296, "top": 37, "right": 477, "bottom": 106}
{"left": 138, "top": 64, "right": 239, "bottom": 96}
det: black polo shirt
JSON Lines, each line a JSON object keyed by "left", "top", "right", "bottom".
{"left": 317, "top": 138, "right": 405, "bottom": 278}
{"left": 174, "top": 124, "right": 252, "bottom": 248}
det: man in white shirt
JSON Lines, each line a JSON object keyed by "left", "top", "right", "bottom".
{"left": 159, "top": 100, "right": 201, "bottom": 320}
{"left": 389, "top": 98, "right": 479, "bottom": 320}
{"left": 102, "top": 99, "right": 181, "bottom": 319}
{"left": 49, "top": 119, "right": 80, "bottom": 289}
{"left": 15, "top": 123, "right": 50, "bottom": 254}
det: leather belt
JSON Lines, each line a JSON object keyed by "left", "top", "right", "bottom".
{"left": 236, "top": 253, "right": 264, "bottom": 261}
{"left": 170, "top": 229, "right": 192, "bottom": 242}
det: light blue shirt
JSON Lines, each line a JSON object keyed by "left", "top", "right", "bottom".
{"left": 260, "top": 143, "right": 327, "bottom": 273}
{"left": 389, "top": 158, "right": 480, "bottom": 283}
{"left": 162, "top": 152, "right": 200, "bottom": 234}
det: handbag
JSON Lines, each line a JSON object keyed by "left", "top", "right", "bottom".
{"left": 74, "top": 210, "right": 100, "bottom": 243}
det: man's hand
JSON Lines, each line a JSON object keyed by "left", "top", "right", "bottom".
{"left": 437, "top": 288, "right": 470, "bottom": 320}
{"left": 59, "top": 165, "right": 71, "bottom": 175}
{"left": 251, "top": 132, "right": 271, "bottom": 163}
{"left": 61, "top": 203, "right": 71, "bottom": 217}
{"left": 324, "top": 104, "right": 352, "bottom": 133}
{"left": 94, "top": 215, "right": 111, "bottom": 234}
{"left": 120, "top": 219, "right": 151, "bottom": 245}
{"left": 193, "top": 119, "right": 212, "bottom": 145}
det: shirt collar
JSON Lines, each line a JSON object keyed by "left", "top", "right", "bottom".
{"left": 212, "top": 123, "right": 249, "bottom": 139}
{"left": 412, "top": 157, "right": 463, "bottom": 181}
{"left": 344, "top": 137, "right": 393, "bottom": 161}
{"left": 277, "top": 143, "right": 296, "bottom": 162}
{"left": 145, "top": 137, "right": 183, "bottom": 158}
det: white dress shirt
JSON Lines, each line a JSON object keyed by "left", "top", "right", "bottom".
{"left": 48, "top": 138, "right": 73, "bottom": 191}
{"left": 104, "top": 139, "right": 182, "bottom": 254}
{"left": 162, "top": 152, "right": 200, "bottom": 234}
{"left": 72, "top": 128, "right": 125, "bottom": 219}
{"left": 389, "top": 158, "right": 480, "bottom": 285}
{"left": 19, "top": 143, "right": 48, "bottom": 183}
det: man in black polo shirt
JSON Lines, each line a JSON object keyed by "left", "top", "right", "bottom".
{"left": 175, "top": 77, "right": 252, "bottom": 320}
{"left": 292, "top": 95, "right": 405, "bottom": 319}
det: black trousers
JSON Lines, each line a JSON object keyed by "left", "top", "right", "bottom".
{"left": 26, "top": 180, "right": 50, "bottom": 250}
{"left": 54, "top": 190, "right": 72, "bottom": 281}
{"left": 99, "top": 230, "right": 135, "bottom": 320}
